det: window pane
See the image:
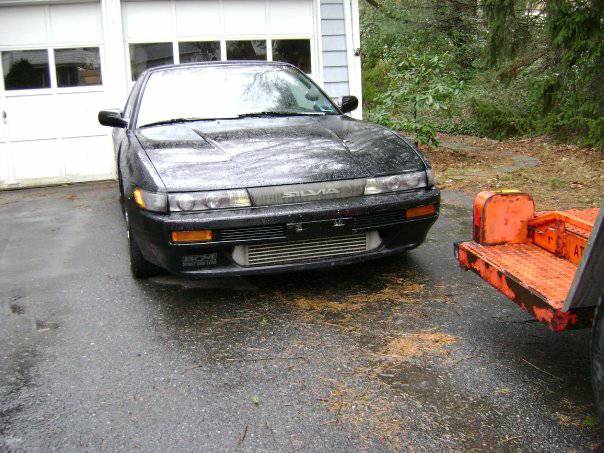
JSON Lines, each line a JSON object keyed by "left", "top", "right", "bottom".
{"left": 129, "top": 43, "right": 173, "bottom": 81}
{"left": 55, "top": 47, "right": 102, "bottom": 87}
{"left": 226, "top": 41, "right": 267, "bottom": 61}
{"left": 179, "top": 41, "right": 221, "bottom": 63}
{"left": 272, "top": 39, "right": 311, "bottom": 73}
{"left": 2, "top": 50, "right": 50, "bottom": 90}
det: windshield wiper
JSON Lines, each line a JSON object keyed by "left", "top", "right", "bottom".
{"left": 138, "top": 117, "right": 236, "bottom": 128}
{"left": 237, "top": 111, "right": 327, "bottom": 118}
{"left": 139, "top": 111, "right": 327, "bottom": 128}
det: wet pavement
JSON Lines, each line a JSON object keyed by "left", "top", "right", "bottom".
{"left": 0, "top": 181, "right": 599, "bottom": 451}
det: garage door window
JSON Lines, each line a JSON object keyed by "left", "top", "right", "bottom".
{"left": 2, "top": 50, "right": 51, "bottom": 90}
{"left": 55, "top": 47, "right": 102, "bottom": 87}
{"left": 130, "top": 43, "right": 174, "bottom": 80}
{"left": 226, "top": 41, "right": 267, "bottom": 61}
{"left": 179, "top": 41, "right": 221, "bottom": 63}
{"left": 272, "top": 39, "right": 311, "bottom": 73}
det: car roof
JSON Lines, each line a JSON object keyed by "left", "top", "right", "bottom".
{"left": 142, "top": 60, "right": 296, "bottom": 76}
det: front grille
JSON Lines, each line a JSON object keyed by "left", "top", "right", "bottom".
{"left": 237, "top": 233, "right": 370, "bottom": 266}
{"left": 217, "top": 225, "right": 286, "bottom": 242}
{"left": 215, "top": 210, "right": 406, "bottom": 244}
{"left": 353, "top": 210, "right": 406, "bottom": 230}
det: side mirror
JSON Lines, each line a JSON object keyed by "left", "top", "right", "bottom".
{"left": 98, "top": 109, "right": 128, "bottom": 128}
{"left": 339, "top": 95, "right": 359, "bottom": 114}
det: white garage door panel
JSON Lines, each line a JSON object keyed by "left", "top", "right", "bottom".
{"left": 50, "top": 3, "right": 102, "bottom": 44}
{"left": 0, "top": 117, "right": 6, "bottom": 142}
{"left": 63, "top": 135, "right": 114, "bottom": 178}
{"left": 11, "top": 139, "right": 65, "bottom": 181}
{"left": 269, "top": 0, "right": 313, "bottom": 34}
{"left": 5, "top": 95, "right": 60, "bottom": 142}
{"left": 175, "top": 0, "right": 221, "bottom": 36}
{"left": 1, "top": 1, "right": 112, "bottom": 189}
{"left": 55, "top": 92, "right": 107, "bottom": 138}
{"left": 124, "top": 1, "right": 173, "bottom": 40}
{"left": 2, "top": 0, "right": 323, "bottom": 189}
{"left": 223, "top": 0, "right": 267, "bottom": 35}
{"left": 0, "top": 6, "right": 47, "bottom": 46}
{"left": 0, "top": 143, "right": 10, "bottom": 184}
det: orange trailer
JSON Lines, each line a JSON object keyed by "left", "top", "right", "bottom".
{"left": 454, "top": 191, "right": 604, "bottom": 419}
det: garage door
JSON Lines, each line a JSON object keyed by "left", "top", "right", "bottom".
{"left": 122, "top": 0, "right": 318, "bottom": 83}
{"left": 0, "top": 2, "right": 115, "bottom": 189}
{"left": 0, "top": 0, "right": 320, "bottom": 190}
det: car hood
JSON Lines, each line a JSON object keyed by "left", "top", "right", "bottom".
{"left": 134, "top": 115, "right": 426, "bottom": 192}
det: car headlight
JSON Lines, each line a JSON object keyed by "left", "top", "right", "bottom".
{"left": 168, "top": 189, "right": 251, "bottom": 212}
{"left": 364, "top": 171, "right": 427, "bottom": 195}
{"left": 133, "top": 188, "right": 168, "bottom": 212}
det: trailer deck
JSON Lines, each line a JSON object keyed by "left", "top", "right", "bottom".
{"left": 455, "top": 191, "right": 600, "bottom": 332}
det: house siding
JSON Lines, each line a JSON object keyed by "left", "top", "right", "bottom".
{"left": 320, "top": 0, "right": 349, "bottom": 98}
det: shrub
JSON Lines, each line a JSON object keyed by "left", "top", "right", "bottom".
{"left": 470, "top": 98, "right": 529, "bottom": 139}
{"left": 586, "top": 117, "right": 604, "bottom": 149}
{"left": 368, "top": 50, "right": 461, "bottom": 146}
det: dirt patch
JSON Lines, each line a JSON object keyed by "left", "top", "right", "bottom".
{"left": 424, "top": 134, "right": 604, "bottom": 210}
{"left": 381, "top": 331, "right": 457, "bottom": 360}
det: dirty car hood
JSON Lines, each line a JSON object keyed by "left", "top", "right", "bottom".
{"left": 134, "top": 116, "right": 425, "bottom": 192}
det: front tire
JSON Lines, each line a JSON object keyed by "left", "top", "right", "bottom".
{"left": 127, "top": 221, "right": 161, "bottom": 279}
{"left": 118, "top": 173, "right": 126, "bottom": 217}
{"left": 591, "top": 295, "right": 604, "bottom": 424}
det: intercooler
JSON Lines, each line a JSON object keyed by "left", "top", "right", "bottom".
{"left": 231, "top": 232, "right": 381, "bottom": 267}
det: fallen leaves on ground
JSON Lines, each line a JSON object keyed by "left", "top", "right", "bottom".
{"left": 424, "top": 134, "right": 603, "bottom": 210}
{"left": 381, "top": 331, "right": 457, "bottom": 359}
{"left": 554, "top": 399, "right": 599, "bottom": 431}
{"left": 265, "top": 272, "right": 432, "bottom": 316}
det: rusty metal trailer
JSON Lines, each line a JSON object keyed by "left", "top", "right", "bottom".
{"left": 454, "top": 191, "right": 604, "bottom": 419}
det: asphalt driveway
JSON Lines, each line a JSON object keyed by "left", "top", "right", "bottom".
{"left": 0, "top": 181, "right": 599, "bottom": 451}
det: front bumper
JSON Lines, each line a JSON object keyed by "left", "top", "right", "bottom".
{"left": 127, "top": 188, "right": 440, "bottom": 277}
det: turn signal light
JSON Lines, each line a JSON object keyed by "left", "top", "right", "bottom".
{"left": 133, "top": 188, "right": 146, "bottom": 208}
{"left": 406, "top": 204, "right": 437, "bottom": 219}
{"left": 171, "top": 230, "right": 213, "bottom": 243}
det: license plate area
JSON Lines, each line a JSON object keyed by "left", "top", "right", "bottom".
{"left": 286, "top": 218, "right": 353, "bottom": 240}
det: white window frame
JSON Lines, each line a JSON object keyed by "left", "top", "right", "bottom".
{"left": 0, "top": 3, "right": 106, "bottom": 97}
{"left": 126, "top": 41, "right": 176, "bottom": 82}
{"left": 224, "top": 37, "right": 270, "bottom": 62}
{"left": 176, "top": 39, "right": 223, "bottom": 64}
{"left": 125, "top": 36, "right": 315, "bottom": 81}
{"left": 0, "top": 45, "right": 106, "bottom": 98}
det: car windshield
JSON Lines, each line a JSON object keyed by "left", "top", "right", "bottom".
{"left": 135, "top": 65, "right": 339, "bottom": 127}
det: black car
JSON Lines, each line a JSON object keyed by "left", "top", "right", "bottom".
{"left": 98, "top": 61, "right": 440, "bottom": 278}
